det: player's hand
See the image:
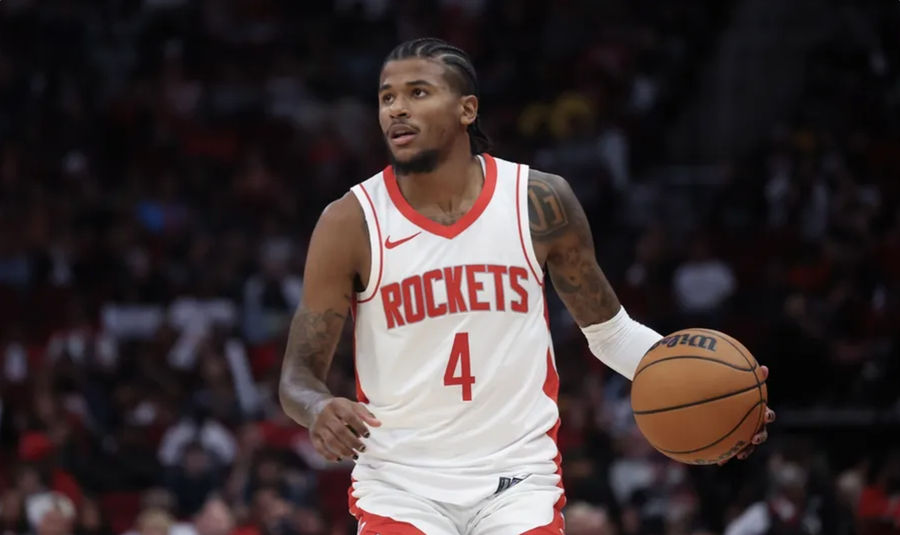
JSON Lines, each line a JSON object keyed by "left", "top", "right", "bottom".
{"left": 719, "top": 365, "right": 775, "bottom": 465}
{"left": 310, "top": 397, "right": 381, "bottom": 462}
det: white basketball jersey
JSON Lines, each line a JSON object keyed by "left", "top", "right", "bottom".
{"left": 348, "top": 155, "right": 562, "bottom": 506}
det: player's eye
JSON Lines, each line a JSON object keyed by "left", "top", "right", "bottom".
{"left": 412, "top": 88, "right": 427, "bottom": 97}
{"left": 381, "top": 93, "right": 394, "bottom": 105}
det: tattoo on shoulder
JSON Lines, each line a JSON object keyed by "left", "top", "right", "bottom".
{"left": 528, "top": 172, "right": 569, "bottom": 238}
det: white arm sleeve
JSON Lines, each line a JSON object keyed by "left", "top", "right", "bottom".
{"left": 580, "top": 306, "right": 663, "bottom": 380}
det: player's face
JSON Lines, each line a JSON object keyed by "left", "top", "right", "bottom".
{"left": 378, "top": 58, "right": 470, "bottom": 169}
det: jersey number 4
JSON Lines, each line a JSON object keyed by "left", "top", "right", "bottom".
{"left": 444, "top": 332, "right": 475, "bottom": 401}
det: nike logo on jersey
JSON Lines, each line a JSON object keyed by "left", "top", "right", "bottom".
{"left": 384, "top": 232, "right": 421, "bottom": 249}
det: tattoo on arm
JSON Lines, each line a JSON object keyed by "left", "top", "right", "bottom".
{"left": 528, "top": 178, "right": 568, "bottom": 238}
{"left": 528, "top": 171, "right": 621, "bottom": 326}
{"left": 279, "top": 303, "right": 348, "bottom": 428}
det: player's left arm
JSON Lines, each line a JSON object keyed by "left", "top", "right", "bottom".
{"left": 527, "top": 170, "right": 620, "bottom": 327}
{"left": 527, "top": 169, "right": 774, "bottom": 460}
{"left": 528, "top": 169, "right": 658, "bottom": 380}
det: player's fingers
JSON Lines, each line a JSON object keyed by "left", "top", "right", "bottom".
{"left": 327, "top": 420, "right": 365, "bottom": 453}
{"left": 758, "top": 365, "right": 769, "bottom": 381}
{"left": 340, "top": 413, "right": 371, "bottom": 443}
{"left": 316, "top": 431, "right": 346, "bottom": 462}
{"left": 752, "top": 428, "right": 768, "bottom": 445}
{"left": 765, "top": 408, "right": 776, "bottom": 423}
{"left": 354, "top": 404, "right": 382, "bottom": 427}
{"left": 311, "top": 435, "right": 340, "bottom": 462}
{"left": 321, "top": 427, "right": 356, "bottom": 460}
{"left": 737, "top": 445, "right": 755, "bottom": 460}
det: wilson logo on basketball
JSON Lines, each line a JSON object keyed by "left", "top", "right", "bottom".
{"left": 648, "top": 333, "right": 718, "bottom": 352}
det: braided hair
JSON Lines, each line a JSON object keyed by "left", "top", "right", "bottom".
{"left": 384, "top": 38, "right": 492, "bottom": 155}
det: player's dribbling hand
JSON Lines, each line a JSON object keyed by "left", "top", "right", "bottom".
{"left": 310, "top": 397, "right": 381, "bottom": 462}
{"left": 718, "top": 365, "right": 776, "bottom": 465}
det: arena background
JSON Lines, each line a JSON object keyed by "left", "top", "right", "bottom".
{"left": 1, "top": 1, "right": 899, "bottom": 534}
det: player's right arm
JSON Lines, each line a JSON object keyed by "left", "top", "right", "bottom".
{"left": 279, "top": 193, "right": 380, "bottom": 462}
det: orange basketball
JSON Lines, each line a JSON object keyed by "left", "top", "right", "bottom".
{"left": 630, "top": 328, "right": 768, "bottom": 465}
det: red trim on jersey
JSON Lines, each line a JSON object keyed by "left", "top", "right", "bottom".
{"left": 541, "top": 286, "right": 551, "bottom": 329}
{"left": 348, "top": 482, "right": 426, "bottom": 534}
{"left": 515, "top": 163, "right": 544, "bottom": 287}
{"left": 383, "top": 153, "right": 498, "bottom": 239}
{"left": 355, "top": 512, "right": 427, "bottom": 535}
{"left": 348, "top": 479, "right": 358, "bottom": 515}
{"left": 350, "top": 299, "right": 369, "bottom": 403}
{"left": 520, "top": 509, "right": 566, "bottom": 534}
{"left": 357, "top": 183, "right": 383, "bottom": 304}
{"left": 543, "top": 343, "right": 567, "bottom": 513}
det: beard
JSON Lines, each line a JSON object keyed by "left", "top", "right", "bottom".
{"left": 389, "top": 148, "right": 441, "bottom": 174}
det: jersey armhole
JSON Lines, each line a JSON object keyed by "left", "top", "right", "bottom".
{"left": 515, "top": 164, "right": 545, "bottom": 285}
{"left": 350, "top": 183, "right": 383, "bottom": 303}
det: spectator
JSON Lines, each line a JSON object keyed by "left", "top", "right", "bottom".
{"left": 724, "top": 462, "right": 822, "bottom": 535}
{"left": 164, "top": 443, "right": 225, "bottom": 518}
{"left": 26, "top": 492, "right": 77, "bottom": 535}
{"left": 158, "top": 417, "right": 237, "bottom": 469}
{"left": 564, "top": 501, "right": 616, "bottom": 535}
{"left": 192, "top": 498, "right": 234, "bottom": 535}
{"left": 857, "top": 451, "right": 900, "bottom": 535}
{"left": 672, "top": 236, "right": 736, "bottom": 320}
{"left": 133, "top": 509, "right": 176, "bottom": 535}
{"left": 74, "top": 498, "right": 110, "bottom": 535}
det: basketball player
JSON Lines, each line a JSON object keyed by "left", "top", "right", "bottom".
{"left": 279, "top": 38, "right": 776, "bottom": 534}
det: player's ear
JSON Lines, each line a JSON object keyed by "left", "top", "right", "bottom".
{"left": 459, "top": 95, "right": 478, "bottom": 127}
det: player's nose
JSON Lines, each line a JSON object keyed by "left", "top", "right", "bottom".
{"left": 388, "top": 97, "right": 409, "bottom": 118}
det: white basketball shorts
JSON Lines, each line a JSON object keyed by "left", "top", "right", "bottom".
{"left": 349, "top": 472, "right": 565, "bottom": 535}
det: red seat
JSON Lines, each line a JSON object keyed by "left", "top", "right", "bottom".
{"left": 316, "top": 468, "right": 353, "bottom": 526}
{"left": 99, "top": 491, "right": 142, "bottom": 534}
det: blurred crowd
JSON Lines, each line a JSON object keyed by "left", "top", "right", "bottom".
{"left": 1, "top": 1, "right": 899, "bottom": 534}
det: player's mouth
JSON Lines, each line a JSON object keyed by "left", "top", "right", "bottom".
{"left": 388, "top": 124, "right": 419, "bottom": 147}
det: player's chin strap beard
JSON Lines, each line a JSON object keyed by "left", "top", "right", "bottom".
{"left": 390, "top": 148, "right": 440, "bottom": 175}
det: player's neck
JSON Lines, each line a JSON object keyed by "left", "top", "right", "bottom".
{"left": 394, "top": 142, "right": 483, "bottom": 211}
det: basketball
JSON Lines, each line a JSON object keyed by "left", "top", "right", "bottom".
{"left": 631, "top": 328, "right": 768, "bottom": 465}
